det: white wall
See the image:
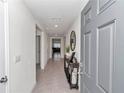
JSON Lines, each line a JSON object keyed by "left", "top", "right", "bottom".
{"left": 65, "top": 16, "right": 81, "bottom": 92}
{"left": 8, "top": 0, "right": 36, "bottom": 93}
{"left": 61, "top": 37, "right": 65, "bottom": 58}
{"left": 66, "top": 16, "right": 81, "bottom": 62}
{"left": 65, "top": 0, "right": 89, "bottom": 62}
{"left": 36, "top": 28, "right": 41, "bottom": 65}
{"left": 65, "top": 0, "right": 89, "bottom": 88}
{"left": 41, "top": 32, "right": 48, "bottom": 70}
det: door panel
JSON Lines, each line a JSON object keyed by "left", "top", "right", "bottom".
{"left": 0, "top": 1, "right": 6, "bottom": 93}
{"left": 96, "top": 21, "right": 115, "bottom": 93}
{"left": 84, "top": 7, "right": 92, "bottom": 26}
{"left": 81, "top": 2, "right": 93, "bottom": 34}
{"left": 83, "top": 84, "right": 90, "bottom": 93}
{"left": 99, "top": 0, "right": 116, "bottom": 13}
{"left": 84, "top": 32, "right": 91, "bottom": 76}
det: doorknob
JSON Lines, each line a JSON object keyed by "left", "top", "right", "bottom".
{"left": 80, "top": 72, "right": 84, "bottom": 75}
{"left": 0, "top": 76, "right": 8, "bottom": 83}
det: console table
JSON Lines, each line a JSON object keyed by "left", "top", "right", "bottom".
{"left": 64, "top": 54, "right": 79, "bottom": 89}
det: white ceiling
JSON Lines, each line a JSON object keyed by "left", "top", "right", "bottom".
{"left": 24, "top": 0, "right": 81, "bottom": 36}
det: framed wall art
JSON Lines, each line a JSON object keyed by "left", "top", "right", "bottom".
{"left": 70, "top": 31, "right": 76, "bottom": 51}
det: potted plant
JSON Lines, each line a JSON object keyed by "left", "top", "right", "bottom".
{"left": 65, "top": 46, "right": 70, "bottom": 57}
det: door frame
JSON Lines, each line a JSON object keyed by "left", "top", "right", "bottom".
{"left": 36, "top": 25, "right": 43, "bottom": 70}
{"left": 3, "top": 0, "right": 10, "bottom": 93}
{"left": 49, "top": 37, "right": 64, "bottom": 59}
{"left": 52, "top": 38, "right": 61, "bottom": 59}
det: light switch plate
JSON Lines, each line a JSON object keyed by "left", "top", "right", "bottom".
{"left": 15, "top": 55, "right": 21, "bottom": 63}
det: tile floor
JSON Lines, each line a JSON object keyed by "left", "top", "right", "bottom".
{"left": 32, "top": 59, "right": 79, "bottom": 93}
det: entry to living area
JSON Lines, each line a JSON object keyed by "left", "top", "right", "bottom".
{"left": 52, "top": 38, "right": 61, "bottom": 59}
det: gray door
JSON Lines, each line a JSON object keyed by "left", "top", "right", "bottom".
{"left": 36, "top": 36, "right": 41, "bottom": 64}
{"left": 0, "top": 1, "right": 7, "bottom": 93}
{"left": 81, "top": 0, "right": 124, "bottom": 93}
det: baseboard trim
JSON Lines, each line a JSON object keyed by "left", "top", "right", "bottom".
{"left": 30, "top": 81, "right": 36, "bottom": 93}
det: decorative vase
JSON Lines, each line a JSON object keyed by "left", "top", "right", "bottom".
{"left": 66, "top": 53, "right": 70, "bottom": 58}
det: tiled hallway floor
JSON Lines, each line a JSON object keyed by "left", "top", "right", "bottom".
{"left": 32, "top": 59, "right": 79, "bottom": 93}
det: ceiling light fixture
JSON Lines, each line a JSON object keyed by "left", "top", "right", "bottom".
{"left": 50, "top": 18, "right": 62, "bottom": 22}
{"left": 54, "top": 25, "right": 58, "bottom": 28}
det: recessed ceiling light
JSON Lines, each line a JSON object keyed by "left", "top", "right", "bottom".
{"left": 54, "top": 25, "right": 58, "bottom": 28}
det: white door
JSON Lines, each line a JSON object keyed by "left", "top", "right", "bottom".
{"left": 0, "top": 1, "right": 7, "bottom": 93}
{"left": 81, "top": 0, "right": 124, "bottom": 93}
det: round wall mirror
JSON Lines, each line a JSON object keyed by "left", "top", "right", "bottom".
{"left": 70, "top": 31, "right": 76, "bottom": 51}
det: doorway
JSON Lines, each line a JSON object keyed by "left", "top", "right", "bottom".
{"left": 52, "top": 38, "right": 61, "bottom": 59}
{"left": 36, "top": 36, "right": 41, "bottom": 70}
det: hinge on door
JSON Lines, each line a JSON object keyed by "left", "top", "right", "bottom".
{"left": 78, "top": 71, "right": 84, "bottom": 75}
{"left": 0, "top": 76, "right": 8, "bottom": 83}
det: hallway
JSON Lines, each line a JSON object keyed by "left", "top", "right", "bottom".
{"left": 32, "top": 59, "right": 79, "bottom": 93}
{"left": 1, "top": 0, "right": 124, "bottom": 93}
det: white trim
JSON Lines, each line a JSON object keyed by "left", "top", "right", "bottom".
{"left": 30, "top": 81, "right": 36, "bottom": 93}
{"left": 4, "top": 1, "right": 9, "bottom": 93}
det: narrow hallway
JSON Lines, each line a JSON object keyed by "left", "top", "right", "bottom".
{"left": 32, "top": 59, "right": 79, "bottom": 93}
